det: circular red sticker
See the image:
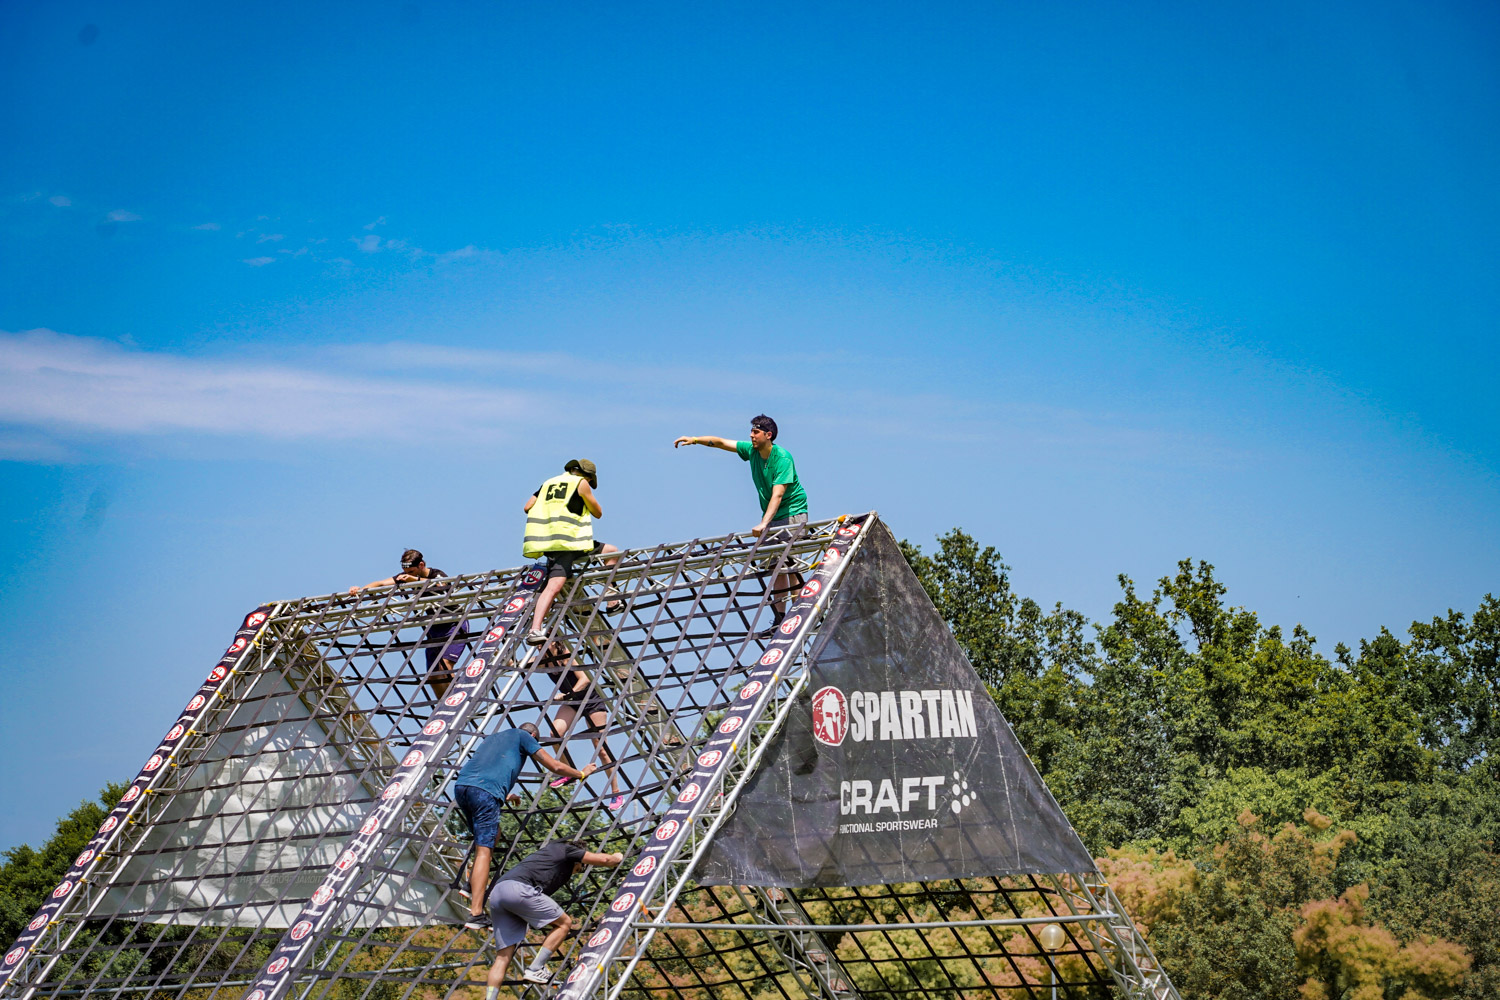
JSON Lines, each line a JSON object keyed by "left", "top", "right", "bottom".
{"left": 361, "top": 816, "right": 380, "bottom": 835}
{"left": 7, "top": 947, "right": 27, "bottom": 965}
{"left": 52, "top": 881, "right": 73, "bottom": 899}
{"left": 779, "top": 614, "right": 802, "bottom": 635}
{"left": 800, "top": 580, "right": 822, "bottom": 598}
{"left": 677, "top": 783, "right": 701, "bottom": 804}
{"left": 401, "top": 750, "right": 424, "bottom": 768}
{"left": 423, "top": 719, "right": 446, "bottom": 736}
{"left": 121, "top": 785, "right": 141, "bottom": 803}
{"left": 632, "top": 856, "right": 656, "bottom": 877}
{"left": 312, "top": 885, "right": 335, "bottom": 905}
{"left": 653, "top": 820, "right": 679, "bottom": 841}
{"left": 588, "top": 927, "right": 613, "bottom": 947}
{"left": 99, "top": 816, "right": 118, "bottom": 834}
{"left": 838, "top": 523, "right": 860, "bottom": 537}
{"left": 207, "top": 666, "right": 227, "bottom": 683}
{"left": 485, "top": 628, "right": 506, "bottom": 643}
{"left": 165, "top": 724, "right": 185, "bottom": 741}
{"left": 505, "top": 598, "right": 526, "bottom": 613}
{"left": 739, "top": 681, "right": 763, "bottom": 700}
{"left": 144, "top": 755, "right": 164, "bottom": 772}
{"left": 758, "top": 648, "right": 783, "bottom": 666}
{"left": 290, "top": 920, "right": 313, "bottom": 941}
{"left": 697, "top": 750, "right": 722, "bottom": 767}
{"left": 611, "top": 892, "right": 637, "bottom": 911}
{"left": 381, "top": 779, "right": 405, "bottom": 800}
{"left": 245, "top": 611, "right": 268, "bottom": 628}
{"left": 444, "top": 691, "right": 467, "bottom": 707}
{"left": 27, "top": 915, "right": 46, "bottom": 931}
{"left": 717, "top": 716, "right": 742, "bottom": 734}
{"left": 74, "top": 849, "right": 95, "bottom": 867}
{"left": 186, "top": 695, "right": 206, "bottom": 711}
{"left": 267, "top": 957, "right": 290, "bottom": 974}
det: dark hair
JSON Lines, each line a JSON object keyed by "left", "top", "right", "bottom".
{"left": 519, "top": 722, "right": 540, "bottom": 738}
{"left": 750, "top": 414, "right": 778, "bottom": 441}
{"left": 400, "top": 548, "right": 423, "bottom": 568}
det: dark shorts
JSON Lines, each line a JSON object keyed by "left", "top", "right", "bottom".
{"left": 454, "top": 783, "right": 501, "bottom": 848}
{"left": 766, "top": 512, "right": 808, "bottom": 541}
{"left": 489, "top": 880, "right": 564, "bottom": 949}
{"left": 543, "top": 540, "right": 607, "bottom": 581}
{"left": 424, "top": 620, "right": 470, "bottom": 674}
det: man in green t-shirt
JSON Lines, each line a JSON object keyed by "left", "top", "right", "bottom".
{"left": 674, "top": 414, "right": 808, "bottom": 629}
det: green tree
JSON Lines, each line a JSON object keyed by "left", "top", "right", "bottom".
{"left": 0, "top": 784, "right": 124, "bottom": 944}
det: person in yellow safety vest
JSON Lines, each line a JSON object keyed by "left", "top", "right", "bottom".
{"left": 522, "top": 459, "right": 622, "bottom": 646}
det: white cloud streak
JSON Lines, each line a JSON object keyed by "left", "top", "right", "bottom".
{"left": 242, "top": 256, "right": 276, "bottom": 267}
{"left": 106, "top": 209, "right": 141, "bottom": 222}
{"left": 0, "top": 329, "right": 533, "bottom": 448}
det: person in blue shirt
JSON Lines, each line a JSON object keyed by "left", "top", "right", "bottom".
{"left": 453, "top": 722, "right": 596, "bottom": 927}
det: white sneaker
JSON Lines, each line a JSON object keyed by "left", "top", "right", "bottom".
{"left": 521, "top": 967, "right": 553, "bottom": 984}
{"left": 525, "top": 629, "right": 547, "bottom": 646}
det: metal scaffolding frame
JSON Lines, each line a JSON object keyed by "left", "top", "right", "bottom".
{"left": 2, "top": 513, "right": 1178, "bottom": 1000}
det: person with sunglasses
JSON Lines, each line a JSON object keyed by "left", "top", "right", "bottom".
{"left": 348, "top": 549, "right": 469, "bottom": 697}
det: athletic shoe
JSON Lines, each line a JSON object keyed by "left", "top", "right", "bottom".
{"left": 603, "top": 587, "right": 624, "bottom": 613}
{"left": 464, "top": 914, "right": 491, "bottom": 930}
{"left": 521, "top": 967, "right": 553, "bottom": 985}
{"left": 607, "top": 794, "right": 627, "bottom": 812}
{"left": 757, "top": 612, "right": 785, "bottom": 639}
{"left": 525, "top": 630, "right": 547, "bottom": 646}
{"left": 548, "top": 775, "right": 574, "bottom": 789}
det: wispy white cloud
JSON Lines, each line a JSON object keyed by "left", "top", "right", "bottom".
{"left": 0, "top": 329, "right": 534, "bottom": 449}
{"left": 353, "top": 234, "right": 381, "bottom": 253}
{"left": 257, "top": 233, "right": 284, "bottom": 243}
{"left": 106, "top": 209, "right": 141, "bottom": 222}
{"left": 192, "top": 222, "right": 221, "bottom": 231}
{"left": 242, "top": 256, "right": 276, "bottom": 267}
{"left": 48, "top": 195, "right": 71, "bottom": 208}
{"left": 363, "top": 216, "right": 386, "bottom": 231}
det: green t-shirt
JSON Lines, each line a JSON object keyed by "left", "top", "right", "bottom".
{"left": 735, "top": 441, "right": 809, "bottom": 518}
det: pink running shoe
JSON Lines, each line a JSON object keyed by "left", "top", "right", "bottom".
{"left": 607, "top": 794, "right": 627, "bottom": 811}
{"left": 549, "top": 776, "right": 574, "bottom": 789}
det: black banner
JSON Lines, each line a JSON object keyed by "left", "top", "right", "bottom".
{"left": 555, "top": 516, "right": 871, "bottom": 1000}
{"left": 1, "top": 605, "right": 276, "bottom": 990}
{"left": 696, "top": 521, "right": 1095, "bottom": 886}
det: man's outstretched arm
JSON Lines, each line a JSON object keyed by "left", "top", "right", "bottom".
{"left": 533, "top": 749, "right": 596, "bottom": 782}
{"left": 674, "top": 435, "right": 737, "bottom": 451}
{"left": 581, "top": 851, "right": 625, "bottom": 867}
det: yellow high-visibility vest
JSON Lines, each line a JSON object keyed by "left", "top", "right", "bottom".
{"left": 523, "top": 473, "right": 594, "bottom": 557}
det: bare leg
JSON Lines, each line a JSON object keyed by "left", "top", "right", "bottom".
{"left": 468, "top": 845, "right": 491, "bottom": 918}
{"left": 429, "top": 658, "right": 454, "bottom": 699}
{"left": 598, "top": 542, "right": 621, "bottom": 566}
{"left": 550, "top": 703, "right": 580, "bottom": 771}
{"left": 486, "top": 943, "right": 517, "bottom": 989}
{"left": 530, "top": 575, "right": 568, "bottom": 635}
{"left": 538, "top": 912, "right": 573, "bottom": 956}
{"left": 586, "top": 709, "right": 619, "bottom": 794}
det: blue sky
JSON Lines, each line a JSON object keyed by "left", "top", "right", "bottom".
{"left": 1, "top": 0, "right": 1497, "bottom": 850}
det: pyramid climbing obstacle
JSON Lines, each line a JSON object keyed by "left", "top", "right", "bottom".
{"left": 1, "top": 514, "right": 1179, "bottom": 1000}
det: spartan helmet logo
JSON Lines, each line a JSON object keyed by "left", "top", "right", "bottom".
{"left": 811, "top": 686, "right": 849, "bottom": 747}
{"left": 290, "top": 920, "right": 313, "bottom": 941}
{"left": 186, "top": 695, "right": 206, "bottom": 711}
{"left": 121, "top": 785, "right": 141, "bottom": 803}
{"left": 267, "top": 957, "right": 290, "bottom": 974}
{"left": 588, "top": 928, "right": 612, "bottom": 947}
{"left": 6, "top": 947, "right": 26, "bottom": 966}
{"left": 28, "top": 915, "right": 46, "bottom": 931}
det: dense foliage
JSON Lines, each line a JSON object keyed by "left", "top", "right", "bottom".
{"left": 902, "top": 529, "right": 1498, "bottom": 999}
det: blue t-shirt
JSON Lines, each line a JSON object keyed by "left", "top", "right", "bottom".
{"left": 454, "top": 728, "right": 541, "bottom": 799}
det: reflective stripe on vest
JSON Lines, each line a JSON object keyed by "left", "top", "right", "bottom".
{"left": 523, "top": 473, "right": 594, "bottom": 557}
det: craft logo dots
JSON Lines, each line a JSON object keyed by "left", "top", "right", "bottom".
{"left": 522, "top": 568, "right": 544, "bottom": 585}
{"left": 465, "top": 661, "right": 485, "bottom": 677}
{"left": 838, "top": 523, "right": 860, "bottom": 537}
{"left": 568, "top": 965, "right": 586, "bottom": 983}
{"left": 247, "top": 991, "right": 267, "bottom": 1000}
{"left": 207, "top": 666, "right": 227, "bottom": 683}
{"left": 361, "top": 817, "right": 380, "bottom": 835}
{"left": 381, "top": 779, "right": 406, "bottom": 800}
{"left": 99, "top": 816, "right": 118, "bottom": 834}
{"left": 335, "top": 851, "right": 358, "bottom": 871}
{"left": 121, "top": 785, "right": 140, "bottom": 802}
{"left": 229, "top": 637, "right": 248, "bottom": 653}
{"left": 486, "top": 628, "right": 506, "bottom": 643}
{"left": 505, "top": 597, "right": 526, "bottom": 613}
{"left": 811, "top": 686, "right": 849, "bottom": 747}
